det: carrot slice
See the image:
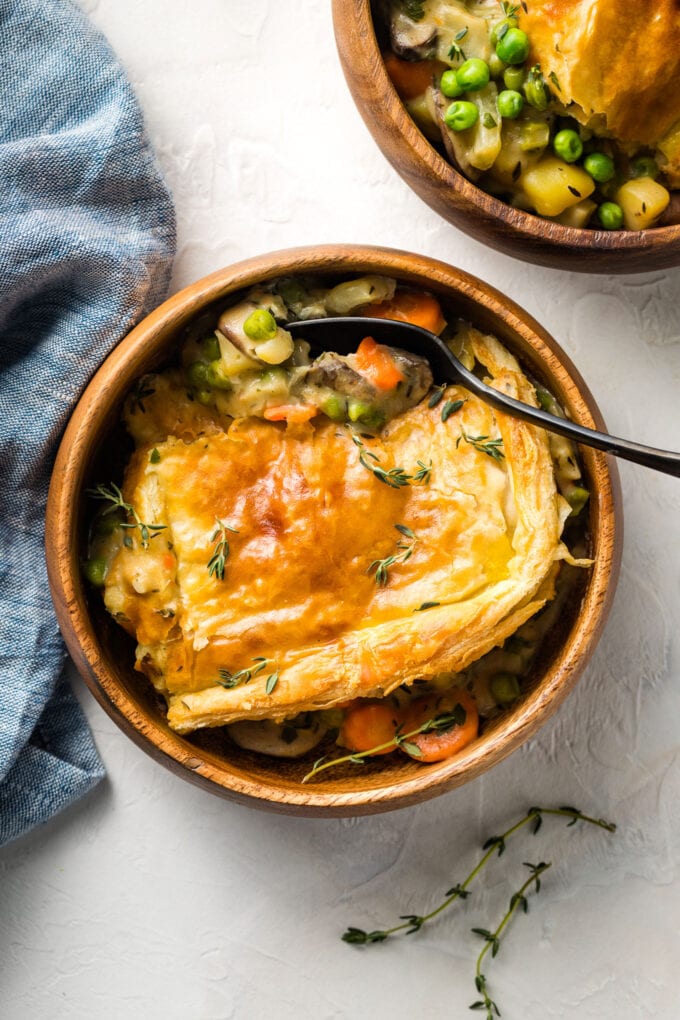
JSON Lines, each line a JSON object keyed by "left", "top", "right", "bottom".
{"left": 338, "top": 702, "right": 404, "bottom": 756}
{"left": 362, "top": 290, "right": 447, "bottom": 335}
{"left": 401, "top": 689, "right": 479, "bottom": 763}
{"left": 354, "top": 336, "right": 405, "bottom": 391}
{"left": 263, "top": 403, "right": 318, "bottom": 423}
{"left": 383, "top": 53, "right": 440, "bottom": 101}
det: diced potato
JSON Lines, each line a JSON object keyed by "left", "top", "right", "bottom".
{"left": 216, "top": 330, "right": 260, "bottom": 377}
{"left": 520, "top": 157, "right": 595, "bottom": 217}
{"left": 615, "top": 177, "right": 670, "bottom": 230}
{"left": 553, "top": 198, "right": 597, "bottom": 228}
{"left": 657, "top": 119, "right": 680, "bottom": 187}
{"left": 254, "top": 330, "right": 294, "bottom": 365}
{"left": 488, "top": 120, "right": 542, "bottom": 189}
{"left": 405, "top": 92, "right": 440, "bottom": 142}
{"left": 466, "top": 83, "right": 502, "bottom": 172}
{"left": 325, "top": 275, "right": 396, "bottom": 314}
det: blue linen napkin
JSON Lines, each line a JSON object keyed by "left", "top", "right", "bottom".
{"left": 0, "top": 0, "right": 176, "bottom": 846}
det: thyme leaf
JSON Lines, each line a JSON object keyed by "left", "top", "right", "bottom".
{"left": 215, "top": 656, "right": 274, "bottom": 690}
{"left": 441, "top": 398, "right": 466, "bottom": 423}
{"left": 207, "top": 518, "right": 239, "bottom": 581}
{"left": 128, "top": 377, "right": 155, "bottom": 414}
{"left": 86, "top": 482, "right": 166, "bottom": 550}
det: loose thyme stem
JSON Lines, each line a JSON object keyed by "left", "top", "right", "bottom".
{"left": 470, "top": 862, "right": 551, "bottom": 1018}
{"left": 341, "top": 806, "right": 615, "bottom": 944}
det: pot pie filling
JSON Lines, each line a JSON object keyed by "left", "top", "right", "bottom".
{"left": 382, "top": 0, "right": 680, "bottom": 230}
{"left": 85, "top": 275, "right": 591, "bottom": 772}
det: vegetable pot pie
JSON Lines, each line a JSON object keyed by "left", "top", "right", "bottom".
{"left": 85, "top": 275, "right": 590, "bottom": 773}
{"left": 382, "top": 0, "right": 680, "bottom": 230}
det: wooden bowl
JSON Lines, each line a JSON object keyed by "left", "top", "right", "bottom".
{"left": 46, "top": 244, "right": 622, "bottom": 815}
{"left": 332, "top": 0, "right": 680, "bottom": 274}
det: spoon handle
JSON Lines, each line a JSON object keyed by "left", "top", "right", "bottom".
{"left": 289, "top": 317, "right": 680, "bottom": 478}
{"left": 457, "top": 366, "right": 680, "bottom": 478}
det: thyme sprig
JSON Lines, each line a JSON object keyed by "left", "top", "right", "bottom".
{"left": 215, "top": 656, "right": 278, "bottom": 692}
{"left": 340, "top": 806, "right": 615, "bottom": 944}
{"left": 86, "top": 482, "right": 166, "bottom": 550}
{"left": 302, "top": 707, "right": 465, "bottom": 784}
{"left": 457, "top": 431, "right": 505, "bottom": 462}
{"left": 470, "top": 861, "right": 551, "bottom": 1018}
{"left": 207, "top": 518, "right": 239, "bottom": 581}
{"left": 367, "top": 524, "right": 416, "bottom": 587}
{"left": 352, "top": 435, "right": 431, "bottom": 489}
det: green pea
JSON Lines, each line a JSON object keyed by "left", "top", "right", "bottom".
{"left": 440, "top": 69, "right": 462, "bottom": 98}
{"left": 444, "top": 100, "right": 479, "bottom": 132}
{"left": 206, "top": 363, "right": 232, "bottom": 390}
{"left": 321, "top": 394, "right": 346, "bottom": 421}
{"left": 497, "top": 89, "right": 524, "bottom": 120}
{"left": 553, "top": 129, "right": 583, "bottom": 163}
{"left": 490, "top": 672, "right": 521, "bottom": 705}
{"left": 598, "top": 202, "right": 623, "bottom": 230}
{"left": 630, "top": 156, "right": 659, "bottom": 180}
{"left": 456, "top": 58, "right": 490, "bottom": 92}
{"left": 187, "top": 361, "right": 210, "bottom": 386}
{"left": 503, "top": 65, "right": 525, "bottom": 91}
{"left": 488, "top": 53, "right": 506, "bottom": 79}
{"left": 195, "top": 388, "right": 214, "bottom": 405}
{"left": 496, "top": 27, "right": 530, "bottom": 65}
{"left": 93, "top": 511, "right": 122, "bottom": 536}
{"left": 348, "top": 399, "right": 384, "bottom": 429}
{"left": 490, "top": 16, "right": 518, "bottom": 47}
{"left": 583, "top": 152, "right": 615, "bottom": 183}
{"left": 83, "top": 557, "right": 107, "bottom": 587}
{"left": 201, "top": 334, "right": 221, "bottom": 362}
{"left": 275, "top": 278, "right": 306, "bottom": 307}
{"left": 243, "top": 308, "right": 277, "bottom": 341}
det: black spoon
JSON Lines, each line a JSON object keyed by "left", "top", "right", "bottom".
{"left": 288, "top": 316, "right": 680, "bottom": 478}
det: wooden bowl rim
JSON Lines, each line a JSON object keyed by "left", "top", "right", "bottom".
{"left": 331, "top": 0, "right": 680, "bottom": 270}
{"left": 46, "top": 243, "right": 623, "bottom": 815}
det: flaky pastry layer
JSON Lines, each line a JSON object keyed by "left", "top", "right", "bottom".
{"left": 103, "top": 332, "right": 571, "bottom": 733}
{"left": 519, "top": 0, "right": 680, "bottom": 147}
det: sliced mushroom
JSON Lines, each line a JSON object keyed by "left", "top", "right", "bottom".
{"left": 227, "top": 717, "right": 327, "bottom": 758}
{"left": 390, "top": 9, "right": 437, "bottom": 60}
{"left": 432, "top": 85, "right": 481, "bottom": 182}
{"left": 305, "top": 352, "right": 378, "bottom": 401}
{"left": 389, "top": 348, "right": 433, "bottom": 400}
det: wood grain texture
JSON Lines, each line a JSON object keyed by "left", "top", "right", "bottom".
{"left": 45, "top": 245, "right": 622, "bottom": 815}
{"left": 332, "top": 0, "right": 680, "bottom": 275}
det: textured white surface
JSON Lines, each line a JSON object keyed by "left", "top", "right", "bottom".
{"left": 3, "top": 2, "right": 680, "bottom": 1017}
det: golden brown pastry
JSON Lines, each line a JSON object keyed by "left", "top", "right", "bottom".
{"left": 101, "top": 332, "right": 574, "bottom": 735}
{"left": 519, "top": 0, "right": 680, "bottom": 147}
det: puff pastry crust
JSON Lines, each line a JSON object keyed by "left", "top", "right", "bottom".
{"left": 103, "top": 332, "right": 571, "bottom": 734}
{"left": 518, "top": 1, "right": 680, "bottom": 147}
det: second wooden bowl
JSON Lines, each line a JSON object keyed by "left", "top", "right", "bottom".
{"left": 333, "top": 0, "right": 680, "bottom": 274}
{"left": 46, "top": 244, "right": 622, "bottom": 815}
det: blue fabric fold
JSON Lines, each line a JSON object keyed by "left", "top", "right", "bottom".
{"left": 0, "top": 0, "right": 176, "bottom": 846}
